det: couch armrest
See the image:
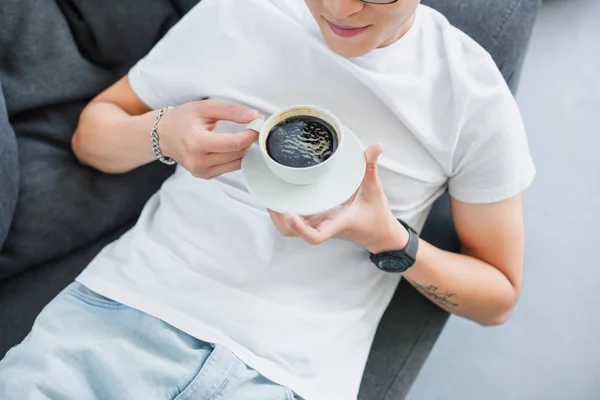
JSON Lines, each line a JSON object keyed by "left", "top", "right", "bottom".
{"left": 0, "top": 85, "right": 19, "bottom": 251}
{"left": 359, "top": 193, "right": 458, "bottom": 399}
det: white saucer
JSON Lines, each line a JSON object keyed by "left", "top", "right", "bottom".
{"left": 242, "top": 127, "right": 366, "bottom": 216}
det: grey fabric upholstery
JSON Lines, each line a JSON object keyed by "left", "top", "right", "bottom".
{"left": 422, "top": 0, "right": 541, "bottom": 91}
{"left": 54, "top": 0, "right": 200, "bottom": 68}
{"left": 359, "top": 192, "right": 458, "bottom": 400}
{"left": 0, "top": 86, "right": 19, "bottom": 251}
{"left": 0, "top": 0, "right": 176, "bottom": 279}
{"left": 0, "top": 224, "right": 133, "bottom": 351}
{"left": 0, "top": 0, "right": 540, "bottom": 399}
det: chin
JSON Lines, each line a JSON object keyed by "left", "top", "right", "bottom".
{"left": 321, "top": 34, "right": 374, "bottom": 58}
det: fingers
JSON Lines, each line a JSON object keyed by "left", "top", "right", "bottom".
{"left": 268, "top": 210, "right": 296, "bottom": 237}
{"left": 302, "top": 206, "right": 346, "bottom": 228}
{"left": 301, "top": 214, "right": 328, "bottom": 227}
{"left": 269, "top": 210, "right": 346, "bottom": 244}
{"left": 205, "top": 129, "right": 259, "bottom": 153}
{"left": 285, "top": 214, "right": 343, "bottom": 245}
{"left": 206, "top": 158, "right": 243, "bottom": 179}
{"left": 187, "top": 147, "right": 248, "bottom": 179}
{"left": 205, "top": 148, "right": 249, "bottom": 165}
{"left": 196, "top": 100, "right": 260, "bottom": 124}
{"left": 203, "top": 145, "right": 254, "bottom": 178}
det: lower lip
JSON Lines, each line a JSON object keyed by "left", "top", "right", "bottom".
{"left": 326, "top": 20, "right": 369, "bottom": 38}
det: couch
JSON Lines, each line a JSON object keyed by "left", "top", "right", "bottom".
{"left": 0, "top": 0, "right": 540, "bottom": 398}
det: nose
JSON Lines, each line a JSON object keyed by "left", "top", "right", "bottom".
{"left": 322, "top": 0, "right": 364, "bottom": 20}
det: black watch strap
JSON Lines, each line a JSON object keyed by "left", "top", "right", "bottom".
{"left": 401, "top": 220, "right": 418, "bottom": 264}
{"left": 369, "top": 219, "right": 419, "bottom": 273}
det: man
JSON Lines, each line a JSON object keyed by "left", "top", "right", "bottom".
{"left": 0, "top": 0, "right": 535, "bottom": 399}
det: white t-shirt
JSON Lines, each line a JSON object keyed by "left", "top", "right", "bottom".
{"left": 77, "top": 0, "right": 535, "bottom": 398}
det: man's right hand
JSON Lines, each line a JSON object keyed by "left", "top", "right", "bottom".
{"left": 72, "top": 76, "right": 262, "bottom": 176}
{"left": 158, "top": 100, "right": 260, "bottom": 179}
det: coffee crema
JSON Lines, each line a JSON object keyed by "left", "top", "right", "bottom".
{"left": 266, "top": 116, "right": 339, "bottom": 168}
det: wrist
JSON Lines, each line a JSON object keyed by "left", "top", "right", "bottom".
{"left": 133, "top": 111, "right": 164, "bottom": 160}
{"left": 150, "top": 106, "right": 177, "bottom": 165}
{"left": 366, "top": 216, "right": 410, "bottom": 254}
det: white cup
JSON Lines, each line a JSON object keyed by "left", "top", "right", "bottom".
{"left": 246, "top": 105, "right": 344, "bottom": 186}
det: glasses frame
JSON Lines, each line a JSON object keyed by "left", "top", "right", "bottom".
{"left": 361, "top": 0, "right": 399, "bottom": 4}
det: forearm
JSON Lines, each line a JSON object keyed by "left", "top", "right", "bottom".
{"left": 72, "top": 102, "right": 157, "bottom": 173}
{"left": 286, "top": 146, "right": 525, "bottom": 326}
{"left": 402, "top": 237, "right": 519, "bottom": 326}
{"left": 373, "top": 220, "right": 520, "bottom": 326}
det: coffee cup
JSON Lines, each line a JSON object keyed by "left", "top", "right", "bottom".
{"left": 246, "top": 105, "right": 344, "bottom": 185}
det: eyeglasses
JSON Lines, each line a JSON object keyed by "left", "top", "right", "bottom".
{"left": 361, "top": 0, "right": 399, "bottom": 4}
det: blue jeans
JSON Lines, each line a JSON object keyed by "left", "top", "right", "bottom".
{"left": 0, "top": 282, "right": 296, "bottom": 400}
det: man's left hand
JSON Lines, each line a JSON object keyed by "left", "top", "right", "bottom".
{"left": 268, "top": 144, "right": 409, "bottom": 253}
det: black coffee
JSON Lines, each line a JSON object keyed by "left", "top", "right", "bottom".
{"left": 266, "top": 116, "right": 338, "bottom": 168}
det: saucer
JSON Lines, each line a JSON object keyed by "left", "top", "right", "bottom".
{"left": 242, "top": 127, "right": 366, "bottom": 216}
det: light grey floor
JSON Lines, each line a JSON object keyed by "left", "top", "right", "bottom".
{"left": 408, "top": 1, "right": 600, "bottom": 399}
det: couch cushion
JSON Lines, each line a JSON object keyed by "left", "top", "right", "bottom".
{"left": 0, "top": 86, "right": 19, "bottom": 251}
{"left": 0, "top": 0, "right": 184, "bottom": 279}
{"left": 0, "top": 223, "right": 132, "bottom": 356}
{"left": 358, "top": 192, "right": 457, "bottom": 400}
{"left": 421, "top": 0, "right": 540, "bottom": 91}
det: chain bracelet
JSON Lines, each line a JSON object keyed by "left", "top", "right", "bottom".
{"left": 150, "top": 106, "right": 176, "bottom": 165}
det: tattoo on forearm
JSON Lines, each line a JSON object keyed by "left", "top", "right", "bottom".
{"left": 407, "top": 279, "right": 459, "bottom": 308}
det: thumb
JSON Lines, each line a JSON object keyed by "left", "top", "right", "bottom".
{"left": 361, "top": 143, "right": 384, "bottom": 195}
{"left": 364, "top": 143, "right": 384, "bottom": 179}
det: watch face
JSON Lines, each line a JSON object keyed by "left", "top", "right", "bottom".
{"left": 377, "top": 257, "right": 409, "bottom": 273}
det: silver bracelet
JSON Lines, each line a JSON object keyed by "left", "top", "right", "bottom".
{"left": 150, "top": 106, "right": 176, "bottom": 165}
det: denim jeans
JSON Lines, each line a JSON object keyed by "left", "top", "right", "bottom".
{"left": 0, "top": 282, "right": 296, "bottom": 400}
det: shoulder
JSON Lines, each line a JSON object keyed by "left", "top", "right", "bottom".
{"left": 415, "top": 7, "right": 530, "bottom": 177}
{"left": 418, "top": 5, "right": 506, "bottom": 93}
{"left": 417, "top": 5, "right": 518, "bottom": 141}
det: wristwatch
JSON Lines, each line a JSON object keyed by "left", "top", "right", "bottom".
{"left": 369, "top": 219, "right": 419, "bottom": 273}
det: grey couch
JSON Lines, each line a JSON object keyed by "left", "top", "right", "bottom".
{"left": 0, "top": 0, "right": 540, "bottom": 398}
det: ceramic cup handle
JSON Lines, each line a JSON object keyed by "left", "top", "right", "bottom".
{"left": 246, "top": 118, "right": 265, "bottom": 133}
{"left": 246, "top": 118, "right": 265, "bottom": 146}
